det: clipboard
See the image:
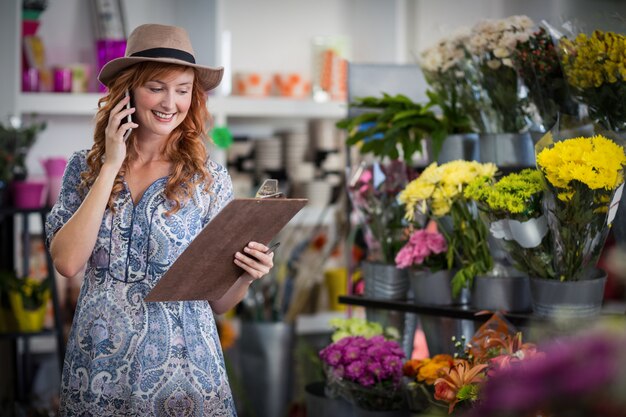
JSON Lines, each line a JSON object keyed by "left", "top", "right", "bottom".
{"left": 144, "top": 197, "right": 308, "bottom": 302}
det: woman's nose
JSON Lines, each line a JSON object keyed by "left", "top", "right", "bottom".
{"left": 160, "top": 92, "right": 175, "bottom": 109}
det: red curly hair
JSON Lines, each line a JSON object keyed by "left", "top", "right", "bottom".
{"left": 80, "top": 62, "right": 213, "bottom": 214}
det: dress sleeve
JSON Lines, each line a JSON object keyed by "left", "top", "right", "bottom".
{"left": 202, "top": 160, "right": 234, "bottom": 227}
{"left": 44, "top": 150, "right": 89, "bottom": 248}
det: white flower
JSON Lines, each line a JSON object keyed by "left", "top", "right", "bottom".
{"left": 487, "top": 59, "right": 502, "bottom": 70}
{"left": 493, "top": 47, "right": 510, "bottom": 58}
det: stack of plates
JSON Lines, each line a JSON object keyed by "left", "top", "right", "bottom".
{"left": 310, "top": 119, "right": 339, "bottom": 151}
{"left": 284, "top": 131, "right": 309, "bottom": 176}
{"left": 254, "top": 137, "right": 283, "bottom": 176}
{"left": 305, "top": 180, "right": 333, "bottom": 207}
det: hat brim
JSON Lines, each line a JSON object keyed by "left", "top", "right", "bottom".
{"left": 98, "top": 56, "right": 224, "bottom": 92}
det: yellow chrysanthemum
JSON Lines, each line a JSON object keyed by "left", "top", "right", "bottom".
{"left": 537, "top": 135, "right": 626, "bottom": 191}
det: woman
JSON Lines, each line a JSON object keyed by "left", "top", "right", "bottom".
{"left": 46, "top": 24, "right": 272, "bottom": 416}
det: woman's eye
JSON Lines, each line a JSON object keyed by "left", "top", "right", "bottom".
{"left": 150, "top": 88, "right": 163, "bottom": 92}
{"left": 178, "top": 90, "right": 189, "bottom": 95}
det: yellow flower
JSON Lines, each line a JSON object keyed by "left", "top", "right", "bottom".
{"left": 537, "top": 135, "right": 626, "bottom": 191}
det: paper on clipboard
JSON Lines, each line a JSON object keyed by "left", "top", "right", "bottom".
{"left": 144, "top": 198, "right": 308, "bottom": 302}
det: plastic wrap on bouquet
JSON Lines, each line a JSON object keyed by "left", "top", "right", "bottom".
{"left": 535, "top": 129, "right": 626, "bottom": 280}
{"left": 325, "top": 371, "right": 406, "bottom": 412}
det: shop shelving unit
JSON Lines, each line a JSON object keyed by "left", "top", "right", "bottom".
{"left": 0, "top": 206, "right": 65, "bottom": 402}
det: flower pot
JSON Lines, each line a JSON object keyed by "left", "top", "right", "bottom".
{"left": 362, "top": 262, "right": 409, "bottom": 300}
{"left": 8, "top": 291, "right": 47, "bottom": 332}
{"left": 435, "top": 133, "right": 479, "bottom": 163}
{"left": 409, "top": 269, "right": 469, "bottom": 306}
{"left": 239, "top": 321, "right": 295, "bottom": 417}
{"left": 478, "top": 132, "right": 534, "bottom": 167}
{"left": 471, "top": 274, "right": 532, "bottom": 313}
{"left": 12, "top": 180, "right": 47, "bottom": 209}
{"left": 408, "top": 269, "right": 474, "bottom": 356}
{"left": 529, "top": 268, "right": 607, "bottom": 319}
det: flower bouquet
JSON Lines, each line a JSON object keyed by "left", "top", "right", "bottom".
{"left": 399, "top": 160, "right": 498, "bottom": 296}
{"left": 328, "top": 317, "right": 400, "bottom": 342}
{"left": 466, "top": 320, "right": 626, "bottom": 417}
{"left": 420, "top": 28, "right": 477, "bottom": 136}
{"left": 560, "top": 30, "right": 626, "bottom": 132}
{"left": 464, "top": 168, "right": 555, "bottom": 279}
{"left": 402, "top": 313, "right": 541, "bottom": 414}
{"left": 512, "top": 26, "right": 580, "bottom": 131}
{"left": 466, "top": 15, "right": 535, "bottom": 133}
{"left": 347, "top": 160, "right": 414, "bottom": 264}
{"left": 319, "top": 335, "right": 407, "bottom": 411}
{"left": 535, "top": 132, "right": 626, "bottom": 281}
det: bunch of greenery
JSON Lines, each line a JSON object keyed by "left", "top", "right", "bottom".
{"left": 0, "top": 270, "right": 50, "bottom": 310}
{"left": 337, "top": 94, "right": 447, "bottom": 163}
{"left": 0, "top": 116, "right": 47, "bottom": 182}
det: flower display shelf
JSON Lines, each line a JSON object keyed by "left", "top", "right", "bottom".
{"left": 338, "top": 295, "right": 625, "bottom": 328}
{"left": 338, "top": 295, "right": 545, "bottom": 328}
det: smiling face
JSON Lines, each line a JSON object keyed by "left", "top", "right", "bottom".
{"left": 132, "top": 68, "right": 195, "bottom": 139}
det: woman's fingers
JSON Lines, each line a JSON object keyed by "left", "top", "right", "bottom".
{"left": 234, "top": 242, "right": 274, "bottom": 280}
{"left": 106, "top": 95, "right": 136, "bottom": 140}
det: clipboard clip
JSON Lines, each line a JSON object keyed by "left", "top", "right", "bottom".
{"left": 255, "top": 179, "right": 284, "bottom": 199}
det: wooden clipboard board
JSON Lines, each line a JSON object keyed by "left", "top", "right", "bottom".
{"left": 144, "top": 198, "right": 308, "bottom": 302}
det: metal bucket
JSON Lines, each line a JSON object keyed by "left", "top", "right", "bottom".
{"left": 479, "top": 132, "right": 535, "bottom": 167}
{"left": 408, "top": 269, "right": 474, "bottom": 356}
{"left": 239, "top": 321, "right": 295, "bottom": 417}
{"left": 529, "top": 268, "right": 607, "bottom": 319}
{"left": 436, "top": 133, "right": 479, "bottom": 163}
{"left": 471, "top": 274, "right": 532, "bottom": 313}
{"left": 362, "top": 262, "right": 409, "bottom": 300}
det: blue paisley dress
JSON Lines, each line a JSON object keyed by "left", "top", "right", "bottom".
{"left": 45, "top": 150, "right": 237, "bottom": 416}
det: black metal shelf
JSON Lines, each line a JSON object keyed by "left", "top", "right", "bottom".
{"left": 0, "top": 329, "right": 57, "bottom": 339}
{"left": 338, "top": 295, "right": 542, "bottom": 327}
{"left": 0, "top": 206, "right": 65, "bottom": 402}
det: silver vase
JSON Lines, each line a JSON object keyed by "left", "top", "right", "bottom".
{"left": 479, "top": 132, "right": 535, "bottom": 167}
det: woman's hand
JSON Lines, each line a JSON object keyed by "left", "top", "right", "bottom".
{"left": 103, "top": 94, "right": 137, "bottom": 171}
{"left": 234, "top": 242, "right": 274, "bottom": 283}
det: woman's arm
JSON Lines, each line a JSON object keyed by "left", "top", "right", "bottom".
{"left": 209, "top": 241, "right": 274, "bottom": 314}
{"left": 49, "top": 165, "right": 119, "bottom": 277}
{"left": 49, "top": 95, "right": 136, "bottom": 278}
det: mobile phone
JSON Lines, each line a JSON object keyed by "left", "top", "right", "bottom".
{"left": 123, "top": 89, "right": 133, "bottom": 141}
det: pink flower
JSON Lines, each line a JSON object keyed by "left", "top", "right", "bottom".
{"left": 426, "top": 232, "right": 447, "bottom": 254}
{"left": 395, "top": 228, "right": 448, "bottom": 269}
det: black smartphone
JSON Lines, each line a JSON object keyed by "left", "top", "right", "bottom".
{"left": 123, "top": 89, "right": 133, "bottom": 141}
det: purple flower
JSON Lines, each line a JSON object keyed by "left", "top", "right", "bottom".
{"left": 346, "top": 360, "right": 366, "bottom": 380}
{"left": 358, "top": 373, "right": 375, "bottom": 387}
{"left": 466, "top": 332, "right": 623, "bottom": 417}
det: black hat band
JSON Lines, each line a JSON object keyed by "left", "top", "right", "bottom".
{"left": 130, "top": 47, "right": 196, "bottom": 64}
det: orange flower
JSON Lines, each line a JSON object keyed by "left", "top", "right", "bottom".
{"left": 434, "top": 359, "right": 488, "bottom": 413}
{"left": 417, "top": 354, "right": 455, "bottom": 385}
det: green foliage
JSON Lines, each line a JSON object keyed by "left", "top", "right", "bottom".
{"left": 0, "top": 270, "right": 50, "bottom": 310}
{"left": 337, "top": 93, "right": 447, "bottom": 163}
{"left": 0, "top": 117, "right": 47, "bottom": 182}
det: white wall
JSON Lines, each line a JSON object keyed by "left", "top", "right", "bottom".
{"left": 409, "top": 0, "right": 626, "bottom": 57}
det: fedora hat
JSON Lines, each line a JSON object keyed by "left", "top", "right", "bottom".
{"left": 98, "top": 24, "right": 224, "bottom": 91}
